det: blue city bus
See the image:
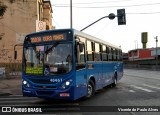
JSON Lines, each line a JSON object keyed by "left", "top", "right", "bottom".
{"left": 17, "top": 29, "right": 123, "bottom": 100}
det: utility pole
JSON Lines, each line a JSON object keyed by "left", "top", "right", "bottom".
{"left": 70, "top": 0, "right": 72, "bottom": 28}
{"left": 155, "top": 36, "right": 158, "bottom": 69}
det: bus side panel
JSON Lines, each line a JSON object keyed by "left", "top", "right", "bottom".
{"left": 117, "top": 62, "right": 123, "bottom": 81}
{"left": 86, "top": 62, "right": 103, "bottom": 90}
{"left": 75, "top": 69, "right": 87, "bottom": 100}
{"left": 102, "top": 62, "right": 115, "bottom": 87}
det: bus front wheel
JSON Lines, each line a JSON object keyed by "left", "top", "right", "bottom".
{"left": 86, "top": 80, "right": 95, "bottom": 98}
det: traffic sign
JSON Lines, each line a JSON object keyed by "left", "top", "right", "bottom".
{"left": 36, "top": 20, "right": 46, "bottom": 32}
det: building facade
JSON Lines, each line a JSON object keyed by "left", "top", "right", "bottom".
{"left": 0, "top": 0, "right": 53, "bottom": 63}
{"left": 128, "top": 48, "right": 160, "bottom": 65}
{"left": 128, "top": 48, "right": 160, "bottom": 61}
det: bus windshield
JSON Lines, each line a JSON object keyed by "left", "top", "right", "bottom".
{"left": 24, "top": 43, "right": 73, "bottom": 75}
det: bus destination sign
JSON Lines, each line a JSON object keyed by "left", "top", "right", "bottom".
{"left": 30, "top": 34, "right": 65, "bottom": 43}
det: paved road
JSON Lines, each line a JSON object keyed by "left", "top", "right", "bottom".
{"left": 0, "top": 69, "right": 160, "bottom": 115}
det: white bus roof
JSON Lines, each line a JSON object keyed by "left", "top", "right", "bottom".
{"left": 74, "top": 29, "right": 121, "bottom": 50}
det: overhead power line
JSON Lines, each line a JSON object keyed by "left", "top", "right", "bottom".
{"left": 52, "top": 2, "right": 160, "bottom": 9}
{"left": 127, "top": 12, "right": 160, "bottom": 15}
{"left": 53, "top": 0, "right": 133, "bottom": 5}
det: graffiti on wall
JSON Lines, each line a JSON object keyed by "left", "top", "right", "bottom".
{"left": 0, "top": 48, "right": 13, "bottom": 63}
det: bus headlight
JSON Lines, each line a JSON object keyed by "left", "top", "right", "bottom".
{"left": 23, "top": 80, "right": 27, "bottom": 85}
{"left": 60, "top": 79, "right": 73, "bottom": 89}
{"left": 23, "top": 80, "right": 30, "bottom": 88}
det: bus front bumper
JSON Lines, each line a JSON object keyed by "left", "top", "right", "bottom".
{"left": 22, "top": 86, "right": 74, "bottom": 100}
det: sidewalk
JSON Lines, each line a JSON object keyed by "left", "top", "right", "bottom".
{"left": 0, "top": 76, "right": 22, "bottom": 96}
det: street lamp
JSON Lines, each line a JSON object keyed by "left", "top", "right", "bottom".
{"left": 80, "top": 13, "right": 116, "bottom": 31}
{"left": 80, "top": 9, "right": 126, "bottom": 31}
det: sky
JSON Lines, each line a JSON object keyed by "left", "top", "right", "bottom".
{"left": 50, "top": 0, "right": 160, "bottom": 53}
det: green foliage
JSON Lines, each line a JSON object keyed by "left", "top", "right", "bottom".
{"left": 0, "top": 2, "right": 7, "bottom": 16}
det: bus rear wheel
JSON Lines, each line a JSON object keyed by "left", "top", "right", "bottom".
{"left": 86, "top": 80, "right": 95, "bottom": 98}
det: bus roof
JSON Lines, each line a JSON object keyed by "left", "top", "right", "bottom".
{"left": 74, "top": 29, "right": 121, "bottom": 50}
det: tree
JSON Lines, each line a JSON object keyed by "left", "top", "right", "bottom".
{"left": 0, "top": 1, "right": 7, "bottom": 16}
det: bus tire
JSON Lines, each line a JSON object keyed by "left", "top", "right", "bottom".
{"left": 112, "top": 73, "right": 117, "bottom": 87}
{"left": 86, "top": 80, "right": 95, "bottom": 98}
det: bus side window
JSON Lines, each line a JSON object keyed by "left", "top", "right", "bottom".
{"left": 75, "top": 36, "right": 86, "bottom": 70}
{"left": 118, "top": 49, "right": 121, "bottom": 61}
{"left": 77, "top": 44, "right": 86, "bottom": 70}
{"left": 102, "top": 45, "right": 107, "bottom": 61}
{"left": 95, "top": 43, "right": 101, "bottom": 61}
{"left": 112, "top": 48, "right": 114, "bottom": 61}
{"left": 113, "top": 48, "right": 115, "bottom": 61}
{"left": 117, "top": 49, "right": 119, "bottom": 61}
{"left": 106, "top": 46, "right": 109, "bottom": 61}
{"left": 120, "top": 50, "right": 123, "bottom": 61}
{"left": 115, "top": 49, "right": 117, "bottom": 61}
{"left": 108, "top": 47, "right": 110, "bottom": 61}
{"left": 100, "top": 45, "right": 102, "bottom": 61}
{"left": 79, "top": 42, "right": 85, "bottom": 63}
{"left": 75, "top": 37, "right": 86, "bottom": 63}
{"left": 87, "top": 40, "right": 94, "bottom": 61}
{"left": 113, "top": 48, "right": 117, "bottom": 61}
{"left": 116, "top": 49, "right": 118, "bottom": 61}
{"left": 108, "top": 47, "right": 112, "bottom": 61}
{"left": 110, "top": 47, "right": 113, "bottom": 61}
